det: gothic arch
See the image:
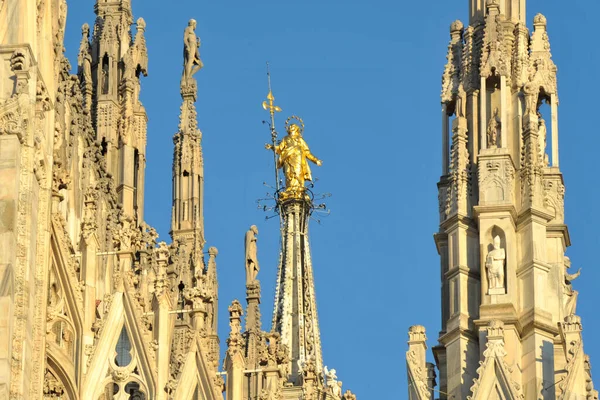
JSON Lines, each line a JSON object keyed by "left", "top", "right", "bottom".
{"left": 48, "top": 221, "right": 85, "bottom": 392}
{"left": 47, "top": 352, "right": 79, "bottom": 399}
{"left": 481, "top": 175, "right": 505, "bottom": 203}
{"left": 83, "top": 290, "right": 155, "bottom": 399}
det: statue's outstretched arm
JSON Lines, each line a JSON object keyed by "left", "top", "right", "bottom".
{"left": 301, "top": 139, "right": 321, "bottom": 165}
{"left": 306, "top": 152, "right": 321, "bottom": 165}
{"left": 566, "top": 268, "right": 582, "bottom": 281}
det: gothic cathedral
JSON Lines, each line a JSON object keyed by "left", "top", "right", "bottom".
{"left": 0, "top": 0, "right": 356, "bottom": 399}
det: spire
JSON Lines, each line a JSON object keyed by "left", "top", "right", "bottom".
{"left": 263, "top": 76, "right": 325, "bottom": 384}
{"left": 170, "top": 20, "right": 205, "bottom": 285}
{"left": 87, "top": 0, "right": 148, "bottom": 222}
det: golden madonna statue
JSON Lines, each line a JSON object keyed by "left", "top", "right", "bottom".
{"left": 267, "top": 117, "right": 322, "bottom": 200}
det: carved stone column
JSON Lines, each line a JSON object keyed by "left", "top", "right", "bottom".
{"left": 153, "top": 243, "right": 172, "bottom": 400}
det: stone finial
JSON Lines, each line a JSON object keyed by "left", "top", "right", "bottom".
{"left": 155, "top": 241, "right": 170, "bottom": 262}
{"left": 229, "top": 300, "right": 243, "bottom": 321}
{"left": 450, "top": 20, "right": 464, "bottom": 34}
{"left": 486, "top": 320, "right": 505, "bottom": 339}
{"left": 563, "top": 314, "right": 583, "bottom": 333}
{"left": 342, "top": 390, "right": 357, "bottom": 400}
{"left": 227, "top": 300, "right": 244, "bottom": 352}
{"left": 206, "top": 246, "right": 218, "bottom": 285}
{"left": 533, "top": 13, "right": 547, "bottom": 28}
{"left": 136, "top": 17, "right": 146, "bottom": 32}
{"left": 408, "top": 325, "right": 427, "bottom": 342}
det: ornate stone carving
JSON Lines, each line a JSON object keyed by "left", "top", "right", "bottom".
{"left": 445, "top": 123, "right": 470, "bottom": 216}
{"left": 227, "top": 300, "right": 245, "bottom": 354}
{"left": 81, "top": 187, "right": 99, "bottom": 241}
{"left": 43, "top": 369, "right": 65, "bottom": 399}
{"left": 526, "top": 13, "right": 557, "bottom": 100}
{"left": 342, "top": 390, "right": 357, "bottom": 400}
{"left": 408, "top": 325, "right": 427, "bottom": 342}
{"left": 520, "top": 114, "right": 544, "bottom": 206}
{"left": 154, "top": 242, "right": 170, "bottom": 297}
{"left": 584, "top": 356, "right": 599, "bottom": 400}
{"left": 478, "top": 159, "right": 514, "bottom": 205}
{"left": 441, "top": 20, "right": 463, "bottom": 104}
{"left": 480, "top": 1, "right": 510, "bottom": 79}
{"left": 468, "top": 320, "right": 524, "bottom": 399}
{"left": 259, "top": 332, "right": 289, "bottom": 372}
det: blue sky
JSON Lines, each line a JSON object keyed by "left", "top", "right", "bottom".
{"left": 64, "top": 0, "right": 600, "bottom": 397}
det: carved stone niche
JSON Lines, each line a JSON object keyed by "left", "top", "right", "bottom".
{"left": 478, "top": 149, "right": 515, "bottom": 205}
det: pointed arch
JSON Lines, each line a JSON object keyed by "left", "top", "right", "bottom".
{"left": 83, "top": 290, "right": 155, "bottom": 399}
{"left": 171, "top": 336, "right": 220, "bottom": 400}
{"left": 468, "top": 339, "right": 523, "bottom": 400}
{"left": 46, "top": 352, "right": 78, "bottom": 399}
{"left": 46, "top": 219, "right": 85, "bottom": 395}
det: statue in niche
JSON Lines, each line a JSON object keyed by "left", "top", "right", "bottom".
{"left": 485, "top": 235, "right": 506, "bottom": 294}
{"left": 563, "top": 256, "right": 581, "bottom": 316}
{"left": 456, "top": 83, "right": 467, "bottom": 118}
{"left": 537, "top": 113, "right": 549, "bottom": 166}
{"left": 523, "top": 82, "right": 539, "bottom": 115}
{"left": 245, "top": 225, "right": 259, "bottom": 285}
{"left": 101, "top": 63, "right": 109, "bottom": 94}
{"left": 487, "top": 108, "right": 501, "bottom": 148}
{"left": 182, "top": 19, "right": 203, "bottom": 82}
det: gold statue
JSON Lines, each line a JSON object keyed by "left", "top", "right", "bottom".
{"left": 266, "top": 117, "right": 322, "bottom": 200}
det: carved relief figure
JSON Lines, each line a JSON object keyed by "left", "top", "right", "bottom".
{"left": 563, "top": 256, "right": 581, "bottom": 316}
{"left": 82, "top": 54, "right": 92, "bottom": 84}
{"left": 538, "top": 114, "right": 549, "bottom": 166}
{"left": 456, "top": 83, "right": 467, "bottom": 118}
{"left": 245, "top": 225, "right": 259, "bottom": 285}
{"left": 266, "top": 119, "right": 322, "bottom": 199}
{"left": 523, "top": 82, "right": 539, "bottom": 115}
{"left": 101, "top": 59, "right": 109, "bottom": 94}
{"left": 487, "top": 108, "right": 501, "bottom": 148}
{"left": 486, "top": 235, "right": 505, "bottom": 293}
{"left": 183, "top": 19, "right": 203, "bottom": 82}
